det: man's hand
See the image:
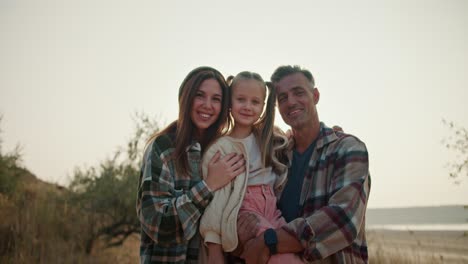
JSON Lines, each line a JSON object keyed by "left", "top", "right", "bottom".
{"left": 332, "top": 125, "right": 343, "bottom": 132}
{"left": 241, "top": 235, "right": 270, "bottom": 264}
{"left": 232, "top": 213, "right": 260, "bottom": 256}
{"left": 238, "top": 213, "right": 259, "bottom": 244}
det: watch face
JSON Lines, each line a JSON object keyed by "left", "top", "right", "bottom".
{"left": 264, "top": 228, "right": 278, "bottom": 251}
{"left": 264, "top": 228, "right": 278, "bottom": 254}
{"left": 265, "top": 229, "right": 277, "bottom": 245}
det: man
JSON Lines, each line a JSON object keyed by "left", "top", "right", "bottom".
{"left": 238, "top": 65, "right": 371, "bottom": 263}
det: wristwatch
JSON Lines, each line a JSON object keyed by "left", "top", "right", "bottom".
{"left": 263, "top": 228, "right": 278, "bottom": 254}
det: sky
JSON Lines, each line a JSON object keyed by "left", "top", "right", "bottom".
{"left": 1, "top": 0, "right": 467, "bottom": 209}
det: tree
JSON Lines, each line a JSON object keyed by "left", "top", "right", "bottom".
{"left": 442, "top": 119, "right": 468, "bottom": 184}
{"left": 68, "top": 113, "right": 161, "bottom": 253}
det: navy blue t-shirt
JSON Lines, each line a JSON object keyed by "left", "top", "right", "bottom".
{"left": 278, "top": 140, "right": 316, "bottom": 222}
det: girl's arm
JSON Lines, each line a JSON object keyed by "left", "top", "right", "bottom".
{"left": 207, "top": 243, "right": 226, "bottom": 264}
{"left": 199, "top": 142, "right": 232, "bottom": 246}
{"left": 200, "top": 140, "right": 247, "bottom": 252}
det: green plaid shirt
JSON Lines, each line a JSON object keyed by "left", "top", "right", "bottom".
{"left": 136, "top": 132, "right": 213, "bottom": 263}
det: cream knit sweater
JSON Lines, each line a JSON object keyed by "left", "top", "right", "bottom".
{"left": 199, "top": 130, "right": 289, "bottom": 252}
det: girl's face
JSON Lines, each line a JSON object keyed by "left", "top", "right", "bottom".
{"left": 230, "top": 79, "right": 265, "bottom": 129}
{"left": 190, "top": 78, "right": 223, "bottom": 136}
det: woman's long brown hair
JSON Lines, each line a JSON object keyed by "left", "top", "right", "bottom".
{"left": 148, "top": 66, "right": 230, "bottom": 177}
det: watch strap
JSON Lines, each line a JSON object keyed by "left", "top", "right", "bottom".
{"left": 263, "top": 228, "right": 278, "bottom": 255}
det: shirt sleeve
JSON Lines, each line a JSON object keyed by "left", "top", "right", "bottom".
{"left": 285, "top": 136, "right": 371, "bottom": 261}
{"left": 136, "top": 141, "right": 213, "bottom": 246}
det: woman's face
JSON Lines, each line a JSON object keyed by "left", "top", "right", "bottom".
{"left": 190, "top": 78, "right": 223, "bottom": 136}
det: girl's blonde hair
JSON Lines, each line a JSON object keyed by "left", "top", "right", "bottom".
{"left": 227, "top": 71, "right": 278, "bottom": 172}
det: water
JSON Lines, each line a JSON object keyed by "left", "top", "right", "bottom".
{"left": 368, "top": 224, "right": 468, "bottom": 231}
{"left": 366, "top": 205, "right": 468, "bottom": 231}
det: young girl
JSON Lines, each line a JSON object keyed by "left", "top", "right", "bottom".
{"left": 199, "top": 71, "right": 303, "bottom": 263}
{"left": 136, "top": 66, "right": 246, "bottom": 264}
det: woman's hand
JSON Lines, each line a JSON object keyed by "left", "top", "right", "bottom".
{"left": 205, "top": 151, "right": 245, "bottom": 191}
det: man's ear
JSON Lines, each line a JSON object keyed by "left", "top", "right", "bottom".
{"left": 313, "top": 88, "right": 320, "bottom": 104}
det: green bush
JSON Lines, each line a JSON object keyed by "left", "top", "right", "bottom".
{"left": 68, "top": 112, "right": 160, "bottom": 253}
{"left": 0, "top": 116, "right": 22, "bottom": 196}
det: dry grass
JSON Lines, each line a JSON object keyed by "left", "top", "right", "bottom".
{"left": 92, "top": 234, "right": 140, "bottom": 264}
{"left": 0, "top": 175, "right": 89, "bottom": 263}
{"left": 0, "top": 172, "right": 137, "bottom": 263}
{"left": 368, "top": 229, "right": 468, "bottom": 264}
{"left": 2, "top": 172, "right": 467, "bottom": 263}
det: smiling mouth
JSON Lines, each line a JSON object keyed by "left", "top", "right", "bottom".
{"left": 199, "top": 112, "right": 212, "bottom": 120}
{"left": 288, "top": 109, "right": 302, "bottom": 117}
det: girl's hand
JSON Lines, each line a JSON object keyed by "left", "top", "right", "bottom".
{"left": 205, "top": 151, "right": 245, "bottom": 191}
{"left": 207, "top": 243, "right": 226, "bottom": 264}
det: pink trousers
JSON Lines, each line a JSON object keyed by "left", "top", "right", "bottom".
{"left": 238, "top": 185, "right": 303, "bottom": 264}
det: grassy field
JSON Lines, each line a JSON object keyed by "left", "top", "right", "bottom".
{"left": 1, "top": 171, "right": 467, "bottom": 263}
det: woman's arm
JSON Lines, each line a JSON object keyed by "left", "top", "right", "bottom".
{"left": 136, "top": 140, "right": 214, "bottom": 245}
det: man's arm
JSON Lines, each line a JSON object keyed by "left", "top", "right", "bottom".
{"left": 285, "top": 136, "right": 370, "bottom": 261}
{"left": 242, "top": 136, "right": 370, "bottom": 263}
{"left": 232, "top": 213, "right": 258, "bottom": 256}
{"left": 276, "top": 228, "right": 304, "bottom": 253}
{"left": 240, "top": 226, "right": 303, "bottom": 264}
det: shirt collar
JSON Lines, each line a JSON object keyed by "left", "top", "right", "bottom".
{"left": 316, "top": 122, "right": 339, "bottom": 150}
{"left": 286, "top": 122, "right": 340, "bottom": 167}
{"left": 185, "top": 141, "right": 201, "bottom": 152}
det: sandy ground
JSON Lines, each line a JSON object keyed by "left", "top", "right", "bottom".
{"left": 367, "top": 229, "right": 468, "bottom": 263}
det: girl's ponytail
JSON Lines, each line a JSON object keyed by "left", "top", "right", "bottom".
{"left": 256, "top": 81, "right": 276, "bottom": 168}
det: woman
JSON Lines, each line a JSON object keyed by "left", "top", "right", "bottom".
{"left": 136, "top": 66, "right": 245, "bottom": 264}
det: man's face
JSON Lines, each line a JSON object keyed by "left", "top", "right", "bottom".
{"left": 276, "top": 73, "right": 319, "bottom": 130}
